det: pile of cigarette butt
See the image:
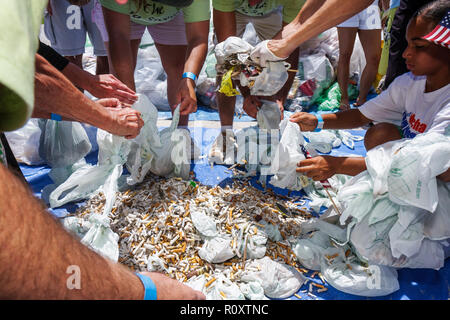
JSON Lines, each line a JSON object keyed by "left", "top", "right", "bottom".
{"left": 71, "top": 174, "right": 329, "bottom": 298}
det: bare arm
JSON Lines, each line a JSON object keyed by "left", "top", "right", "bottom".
{"left": 177, "top": 19, "right": 210, "bottom": 115}
{"left": 269, "top": 0, "right": 374, "bottom": 58}
{"left": 290, "top": 109, "right": 372, "bottom": 131}
{"left": 0, "top": 164, "right": 204, "bottom": 299}
{"left": 33, "top": 54, "right": 143, "bottom": 139}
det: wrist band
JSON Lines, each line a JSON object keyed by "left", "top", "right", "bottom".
{"left": 314, "top": 114, "right": 324, "bottom": 132}
{"left": 51, "top": 113, "right": 62, "bottom": 121}
{"left": 182, "top": 72, "right": 197, "bottom": 83}
{"left": 135, "top": 273, "right": 157, "bottom": 300}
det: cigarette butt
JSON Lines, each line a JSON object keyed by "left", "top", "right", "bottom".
{"left": 205, "top": 277, "right": 217, "bottom": 288}
{"left": 294, "top": 293, "right": 302, "bottom": 299}
{"left": 219, "top": 291, "right": 227, "bottom": 299}
{"left": 312, "top": 283, "right": 325, "bottom": 289}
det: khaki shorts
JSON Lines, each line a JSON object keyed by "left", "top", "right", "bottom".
{"left": 235, "top": 9, "right": 283, "bottom": 41}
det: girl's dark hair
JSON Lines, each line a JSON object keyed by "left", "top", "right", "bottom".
{"left": 414, "top": 0, "right": 450, "bottom": 24}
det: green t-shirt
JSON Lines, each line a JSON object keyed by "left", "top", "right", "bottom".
{"left": 212, "top": 0, "right": 305, "bottom": 23}
{"left": 100, "top": 0, "right": 210, "bottom": 25}
{"left": 0, "top": 0, "right": 46, "bottom": 133}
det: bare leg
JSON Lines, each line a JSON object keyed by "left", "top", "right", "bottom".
{"left": 154, "top": 43, "right": 189, "bottom": 127}
{"left": 364, "top": 122, "right": 401, "bottom": 150}
{"left": 337, "top": 27, "right": 358, "bottom": 110}
{"left": 355, "top": 28, "right": 381, "bottom": 106}
{"left": 95, "top": 55, "right": 109, "bottom": 75}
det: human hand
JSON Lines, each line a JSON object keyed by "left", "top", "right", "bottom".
{"left": 176, "top": 78, "right": 197, "bottom": 116}
{"left": 140, "top": 272, "right": 206, "bottom": 300}
{"left": 296, "top": 155, "right": 337, "bottom": 181}
{"left": 88, "top": 74, "right": 138, "bottom": 106}
{"left": 243, "top": 95, "right": 262, "bottom": 119}
{"left": 250, "top": 40, "right": 288, "bottom": 67}
{"left": 289, "top": 112, "right": 318, "bottom": 131}
{"left": 105, "top": 104, "right": 144, "bottom": 139}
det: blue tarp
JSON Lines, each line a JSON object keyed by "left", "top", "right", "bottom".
{"left": 20, "top": 107, "right": 449, "bottom": 300}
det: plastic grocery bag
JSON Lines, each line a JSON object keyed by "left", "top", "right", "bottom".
{"left": 291, "top": 230, "right": 331, "bottom": 270}
{"left": 321, "top": 257, "right": 400, "bottom": 297}
{"left": 126, "top": 95, "right": 161, "bottom": 185}
{"left": 269, "top": 119, "right": 308, "bottom": 190}
{"left": 4, "top": 119, "right": 44, "bottom": 165}
{"left": 147, "top": 106, "right": 191, "bottom": 180}
{"left": 198, "top": 235, "right": 235, "bottom": 263}
{"left": 214, "top": 36, "right": 253, "bottom": 67}
{"left": 250, "top": 61, "right": 289, "bottom": 96}
{"left": 38, "top": 119, "right": 92, "bottom": 168}
{"left": 240, "top": 257, "right": 306, "bottom": 299}
{"left": 297, "top": 52, "right": 335, "bottom": 106}
{"left": 303, "top": 130, "right": 341, "bottom": 154}
{"left": 38, "top": 119, "right": 92, "bottom": 202}
{"left": 256, "top": 100, "right": 281, "bottom": 130}
{"left": 49, "top": 130, "right": 131, "bottom": 208}
{"left": 386, "top": 132, "right": 450, "bottom": 212}
{"left": 187, "top": 274, "right": 245, "bottom": 300}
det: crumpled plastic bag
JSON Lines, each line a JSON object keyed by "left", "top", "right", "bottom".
{"left": 303, "top": 130, "right": 341, "bottom": 154}
{"left": 269, "top": 119, "right": 308, "bottom": 190}
{"left": 256, "top": 100, "right": 281, "bottom": 130}
{"left": 321, "top": 257, "right": 400, "bottom": 297}
{"left": 147, "top": 106, "right": 191, "bottom": 180}
{"left": 297, "top": 52, "right": 335, "bottom": 106}
{"left": 238, "top": 281, "right": 268, "bottom": 300}
{"left": 240, "top": 257, "right": 306, "bottom": 299}
{"left": 49, "top": 129, "right": 130, "bottom": 208}
{"left": 4, "top": 119, "right": 44, "bottom": 165}
{"left": 215, "top": 37, "right": 289, "bottom": 97}
{"left": 38, "top": 119, "right": 92, "bottom": 203}
{"left": 126, "top": 95, "right": 161, "bottom": 185}
{"left": 187, "top": 273, "right": 245, "bottom": 300}
{"left": 215, "top": 36, "right": 254, "bottom": 67}
{"left": 386, "top": 132, "right": 450, "bottom": 212}
{"left": 249, "top": 61, "right": 289, "bottom": 97}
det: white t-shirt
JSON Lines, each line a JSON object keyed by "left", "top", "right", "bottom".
{"left": 359, "top": 72, "right": 450, "bottom": 138}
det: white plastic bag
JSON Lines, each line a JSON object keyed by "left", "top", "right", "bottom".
{"left": 240, "top": 257, "right": 306, "bottom": 299}
{"left": 256, "top": 100, "right": 281, "bottom": 130}
{"left": 269, "top": 119, "right": 307, "bottom": 190}
{"left": 126, "top": 95, "right": 161, "bottom": 185}
{"left": 4, "top": 119, "right": 44, "bottom": 165}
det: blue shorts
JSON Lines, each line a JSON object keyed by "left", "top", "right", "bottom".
{"left": 44, "top": 0, "right": 107, "bottom": 57}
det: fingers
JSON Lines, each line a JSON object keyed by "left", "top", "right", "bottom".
{"left": 97, "top": 98, "right": 121, "bottom": 108}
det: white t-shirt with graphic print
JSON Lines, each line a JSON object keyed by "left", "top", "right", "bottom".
{"left": 359, "top": 72, "right": 450, "bottom": 138}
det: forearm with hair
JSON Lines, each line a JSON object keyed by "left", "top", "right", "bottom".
{"left": 33, "top": 54, "right": 113, "bottom": 130}
{"left": 0, "top": 164, "right": 143, "bottom": 299}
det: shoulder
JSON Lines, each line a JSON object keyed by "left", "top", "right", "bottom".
{"left": 389, "top": 72, "right": 425, "bottom": 89}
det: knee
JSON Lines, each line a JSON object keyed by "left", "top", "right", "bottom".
{"left": 364, "top": 122, "right": 402, "bottom": 150}
{"left": 365, "top": 52, "right": 381, "bottom": 67}
{"left": 339, "top": 51, "right": 353, "bottom": 63}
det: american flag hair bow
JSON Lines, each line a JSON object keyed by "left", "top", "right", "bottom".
{"left": 422, "top": 10, "right": 450, "bottom": 49}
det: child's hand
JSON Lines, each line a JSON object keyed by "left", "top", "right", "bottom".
{"left": 289, "top": 112, "right": 318, "bottom": 131}
{"left": 296, "top": 155, "right": 338, "bottom": 181}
